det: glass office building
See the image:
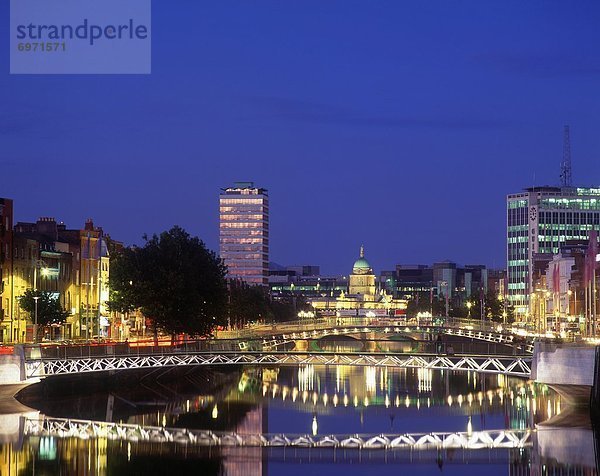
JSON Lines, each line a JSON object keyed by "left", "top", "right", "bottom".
{"left": 507, "top": 186, "right": 600, "bottom": 317}
{"left": 219, "top": 182, "right": 269, "bottom": 286}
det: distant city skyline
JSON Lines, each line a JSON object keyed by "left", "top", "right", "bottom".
{"left": 2, "top": 1, "right": 600, "bottom": 274}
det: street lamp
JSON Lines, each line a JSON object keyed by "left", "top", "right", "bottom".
{"left": 440, "top": 281, "right": 449, "bottom": 319}
{"left": 33, "top": 296, "right": 40, "bottom": 344}
{"left": 466, "top": 301, "right": 472, "bottom": 319}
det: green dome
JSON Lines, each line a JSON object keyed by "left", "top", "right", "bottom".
{"left": 353, "top": 257, "right": 371, "bottom": 270}
{"left": 352, "top": 245, "right": 372, "bottom": 273}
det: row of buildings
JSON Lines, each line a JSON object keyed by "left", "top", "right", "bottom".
{"left": 507, "top": 185, "right": 600, "bottom": 321}
{"left": 218, "top": 182, "right": 503, "bottom": 316}
{"left": 219, "top": 177, "right": 600, "bottom": 329}
{"left": 0, "top": 198, "right": 123, "bottom": 343}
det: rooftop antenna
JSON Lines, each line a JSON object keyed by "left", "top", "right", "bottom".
{"left": 560, "top": 125, "right": 572, "bottom": 187}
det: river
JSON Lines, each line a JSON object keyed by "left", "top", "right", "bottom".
{"left": 1, "top": 364, "right": 597, "bottom": 475}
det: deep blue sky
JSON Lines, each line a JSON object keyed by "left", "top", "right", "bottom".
{"left": 2, "top": 1, "right": 600, "bottom": 274}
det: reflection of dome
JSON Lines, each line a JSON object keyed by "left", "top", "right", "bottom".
{"left": 352, "top": 245, "right": 372, "bottom": 274}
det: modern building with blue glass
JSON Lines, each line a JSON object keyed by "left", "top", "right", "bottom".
{"left": 507, "top": 186, "right": 600, "bottom": 318}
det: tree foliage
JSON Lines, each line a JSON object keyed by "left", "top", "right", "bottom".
{"left": 227, "top": 282, "right": 306, "bottom": 326}
{"left": 463, "top": 290, "right": 515, "bottom": 323}
{"left": 406, "top": 292, "right": 447, "bottom": 316}
{"left": 407, "top": 289, "right": 515, "bottom": 322}
{"left": 109, "top": 226, "right": 228, "bottom": 337}
{"left": 228, "top": 281, "right": 273, "bottom": 327}
{"left": 19, "top": 290, "right": 69, "bottom": 337}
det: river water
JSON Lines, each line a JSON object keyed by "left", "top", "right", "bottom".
{"left": 1, "top": 364, "right": 598, "bottom": 475}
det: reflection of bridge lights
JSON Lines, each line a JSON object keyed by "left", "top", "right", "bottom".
{"left": 312, "top": 415, "right": 318, "bottom": 436}
{"left": 127, "top": 442, "right": 131, "bottom": 462}
{"left": 467, "top": 416, "right": 472, "bottom": 436}
{"left": 299, "top": 365, "right": 315, "bottom": 392}
{"left": 212, "top": 404, "right": 218, "bottom": 419}
{"left": 235, "top": 375, "right": 546, "bottom": 416}
{"left": 39, "top": 436, "right": 57, "bottom": 460}
{"left": 418, "top": 368, "right": 432, "bottom": 392}
{"left": 364, "top": 396, "right": 369, "bottom": 407}
{"left": 162, "top": 414, "right": 166, "bottom": 427}
{"left": 547, "top": 400, "right": 552, "bottom": 418}
{"left": 366, "top": 367, "right": 377, "bottom": 392}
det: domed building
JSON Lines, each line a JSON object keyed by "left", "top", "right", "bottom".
{"left": 308, "top": 245, "right": 407, "bottom": 316}
{"left": 349, "top": 245, "right": 376, "bottom": 300}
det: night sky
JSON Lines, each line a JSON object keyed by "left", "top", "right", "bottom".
{"left": 2, "top": 1, "right": 600, "bottom": 274}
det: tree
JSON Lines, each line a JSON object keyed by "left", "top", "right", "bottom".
{"left": 19, "top": 290, "right": 69, "bottom": 340}
{"left": 463, "top": 290, "right": 515, "bottom": 323}
{"left": 406, "top": 291, "right": 447, "bottom": 317}
{"left": 109, "top": 226, "right": 228, "bottom": 339}
{"left": 228, "top": 281, "right": 273, "bottom": 328}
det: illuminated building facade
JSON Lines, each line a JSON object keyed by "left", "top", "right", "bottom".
{"left": 220, "top": 182, "right": 269, "bottom": 286}
{"left": 0, "top": 198, "right": 13, "bottom": 342}
{"left": 507, "top": 186, "right": 600, "bottom": 317}
{"left": 5, "top": 217, "right": 110, "bottom": 342}
{"left": 348, "top": 245, "right": 376, "bottom": 299}
{"left": 310, "top": 246, "right": 407, "bottom": 314}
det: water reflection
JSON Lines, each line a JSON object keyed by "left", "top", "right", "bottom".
{"left": 1, "top": 365, "right": 598, "bottom": 475}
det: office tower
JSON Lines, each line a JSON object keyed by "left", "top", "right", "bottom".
{"left": 507, "top": 186, "right": 600, "bottom": 317}
{"left": 219, "top": 182, "right": 269, "bottom": 286}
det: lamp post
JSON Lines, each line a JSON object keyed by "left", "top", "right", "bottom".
{"left": 33, "top": 296, "right": 39, "bottom": 344}
{"left": 440, "top": 281, "right": 449, "bottom": 319}
{"left": 466, "top": 301, "right": 472, "bottom": 319}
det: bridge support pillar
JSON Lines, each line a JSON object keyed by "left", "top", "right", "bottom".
{"left": 532, "top": 341, "right": 597, "bottom": 406}
{"left": 364, "top": 338, "right": 378, "bottom": 353}
{"left": 294, "top": 340, "right": 309, "bottom": 351}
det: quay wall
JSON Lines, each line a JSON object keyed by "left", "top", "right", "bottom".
{"left": 532, "top": 341, "right": 597, "bottom": 405}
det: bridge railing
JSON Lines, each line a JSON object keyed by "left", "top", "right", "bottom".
{"left": 217, "top": 316, "right": 515, "bottom": 340}
{"left": 22, "top": 337, "right": 531, "bottom": 362}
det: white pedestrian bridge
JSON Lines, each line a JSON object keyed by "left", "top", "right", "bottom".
{"left": 218, "top": 317, "right": 535, "bottom": 353}
{"left": 24, "top": 350, "right": 532, "bottom": 379}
